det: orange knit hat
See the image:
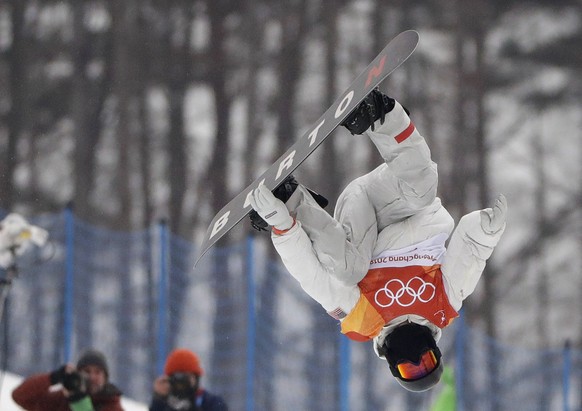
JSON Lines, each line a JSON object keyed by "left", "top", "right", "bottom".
{"left": 164, "top": 348, "right": 204, "bottom": 376}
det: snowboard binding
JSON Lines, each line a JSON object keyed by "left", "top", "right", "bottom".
{"left": 249, "top": 175, "right": 328, "bottom": 232}
{"left": 341, "top": 88, "right": 396, "bottom": 135}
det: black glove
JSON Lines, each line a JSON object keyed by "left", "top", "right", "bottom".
{"left": 49, "top": 365, "right": 68, "bottom": 385}
{"left": 342, "top": 88, "right": 395, "bottom": 135}
{"left": 63, "top": 371, "right": 88, "bottom": 402}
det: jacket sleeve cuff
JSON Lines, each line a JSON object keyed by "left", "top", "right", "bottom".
{"left": 271, "top": 218, "right": 301, "bottom": 238}
{"left": 367, "top": 102, "right": 411, "bottom": 138}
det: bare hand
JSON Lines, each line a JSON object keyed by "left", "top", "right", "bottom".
{"left": 153, "top": 375, "right": 171, "bottom": 396}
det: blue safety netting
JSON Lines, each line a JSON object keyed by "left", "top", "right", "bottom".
{"left": 1, "top": 209, "right": 580, "bottom": 410}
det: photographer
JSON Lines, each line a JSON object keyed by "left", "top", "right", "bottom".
{"left": 150, "top": 348, "right": 228, "bottom": 411}
{"left": 12, "top": 348, "right": 124, "bottom": 411}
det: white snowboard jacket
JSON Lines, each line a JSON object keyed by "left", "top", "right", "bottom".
{"left": 269, "top": 102, "right": 506, "bottom": 356}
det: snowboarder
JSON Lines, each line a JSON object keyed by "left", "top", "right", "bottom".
{"left": 249, "top": 89, "right": 507, "bottom": 392}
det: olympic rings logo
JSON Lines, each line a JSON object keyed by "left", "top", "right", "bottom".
{"left": 374, "top": 277, "right": 436, "bottom": 308}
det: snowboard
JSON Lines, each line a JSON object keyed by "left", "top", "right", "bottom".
{"left": 195, "top": 30, "right": 419, "bottom": 266}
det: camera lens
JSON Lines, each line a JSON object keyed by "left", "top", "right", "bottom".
{"left": 169, "top": 373, "right": 192, "bottom": 398}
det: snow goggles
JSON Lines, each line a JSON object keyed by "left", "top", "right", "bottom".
{"left": 395, "top": 349, "right": 438, "bottom": 380}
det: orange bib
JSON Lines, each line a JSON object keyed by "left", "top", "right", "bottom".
{"left": 341, "top": 235, "right": 458, "bottom": 341}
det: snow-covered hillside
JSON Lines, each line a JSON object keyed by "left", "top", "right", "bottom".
{"left": 1, "top": 372, "right": 147, "bottom": 411}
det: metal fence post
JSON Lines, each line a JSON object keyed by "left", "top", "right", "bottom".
{"left": 63, "top": 204, "right": 75, "bottom": 362}
{"left": 455, "top": 309, "right": 466, "bottom": 411}
{"left": 156, "top": 219, "right": 169, "bottom": 375}
{"left": 245, "top": 236, "right": 256, "bottom": 411}
{"left": 339, "top": 334, "right": 351, "bottom": 411}
{"left": 563, "top": 340, "right": 571, "bottom": 411}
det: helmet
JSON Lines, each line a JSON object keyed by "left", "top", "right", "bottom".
{"left": 380, "top": 323, "right": 443, "bottom": 392}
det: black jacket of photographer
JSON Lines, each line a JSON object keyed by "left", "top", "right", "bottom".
{"left": 149, "top": 389, "right": 228, "bottom": 411}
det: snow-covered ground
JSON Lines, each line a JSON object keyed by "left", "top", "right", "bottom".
{"left": 1, "top": 372, "right": 148, "bottom": 411}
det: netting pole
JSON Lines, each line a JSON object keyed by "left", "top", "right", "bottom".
{"left": 339, "top": 334, "right": 351, "bottom": 411}
{"left": 245, "top": 236, "right": 256, "bottom": 411}
{"left": 63, "top": 204, "right": 75, "bottom": 362}
{"left": 156, "top": 219, "right": 169, "bottom": 374}
{"left": 562, "top": 340, "right": 571, "bottom": 411}
{"left": 454, "top": 309, "right": 466, "bottom": 411}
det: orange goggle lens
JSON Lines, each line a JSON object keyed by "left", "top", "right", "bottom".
{"left": 396, "top": 350, "right": 438, "bottom": 380}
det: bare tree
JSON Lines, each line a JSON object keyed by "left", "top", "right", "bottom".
{"left": 205, "top": 0, "right": 242, "bottom": 396}
{"left": 166, "top": 1, "right": 193, "bottom": 237}
{"left": 1, "top": 0, "right": 27, "bottom": 210}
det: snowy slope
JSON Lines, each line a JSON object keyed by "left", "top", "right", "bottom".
{"left": 1, "top": 372, "right": 148, "bottom": 411}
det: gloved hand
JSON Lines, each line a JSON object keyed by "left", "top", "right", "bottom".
{"left": 249, "top": 184, "right": 294, "bottom": 231}
{"left": 49, "top": 365, "right": 68, "bottom": 385}
{"left": 480, "top": 194, "right": 507, "bottom": 234}
{"left": 63, "top": 371, "right": 88, "bottom": 402}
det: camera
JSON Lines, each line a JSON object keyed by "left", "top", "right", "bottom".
{"left": 168, "top": 372, "right": 192, "bottom": 398}
{"left": 63, "top": 371, "right": 88, "bottom": 393}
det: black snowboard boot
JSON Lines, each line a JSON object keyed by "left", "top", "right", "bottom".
{"left": 249, "top": 175, "right": 328, "bottom": 232}
{"left": 341, "top": 88, "right": 395, "bottom": 135}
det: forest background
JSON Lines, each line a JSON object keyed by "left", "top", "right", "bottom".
{"left": 0, "top": 0, "right": 581, "bottom": 408}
